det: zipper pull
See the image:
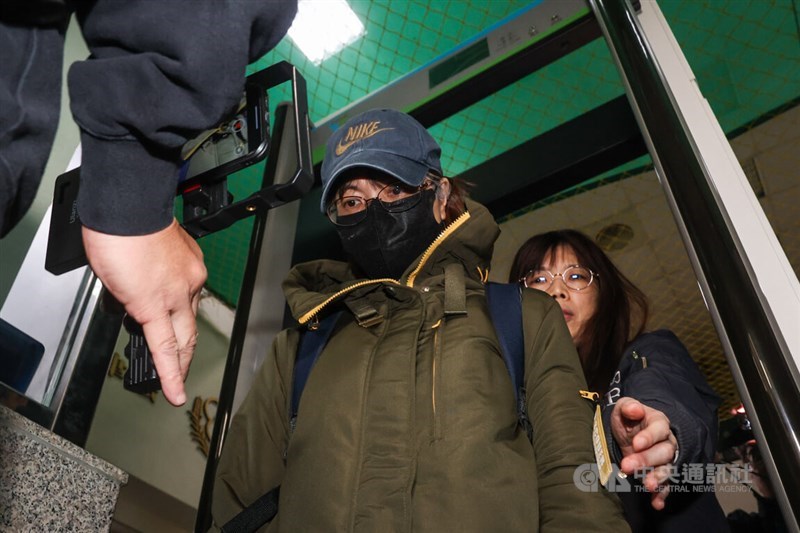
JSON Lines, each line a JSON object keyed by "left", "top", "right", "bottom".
{"left": 579, "top": 389, "right": 600, "bottom": 403}
{"left": 307, "top": 314, "right": 320, "bottom": 331}
{"left": 579, "top": 389, "right": 614, "bottom": 487}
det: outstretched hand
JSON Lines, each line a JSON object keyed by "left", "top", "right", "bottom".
{"left": 611, "top": 397, "right": 678, "bottom": 510}
{"left": 82, "top": 219, "right": 207, "bottom": 406}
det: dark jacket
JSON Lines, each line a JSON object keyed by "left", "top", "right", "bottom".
{"left": 602, "top": 329, "right": 730, "bottom": 532}
{"left": 212, "top": 201, "right": 629, "bottom": 532}
{"left": 0, "top": 0, "right": 297, "bottom": 236}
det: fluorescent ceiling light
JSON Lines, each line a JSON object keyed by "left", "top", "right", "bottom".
{"left": 288, "top": 0, "right": 365, "bottom": 65}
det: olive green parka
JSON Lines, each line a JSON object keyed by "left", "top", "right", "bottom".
{"left": 212, "top": 200, "right": 628, "bottom": 532}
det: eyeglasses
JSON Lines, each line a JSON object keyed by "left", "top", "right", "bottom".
{"left": 519, "top": 265, "right": 598, "bottom": 291}
{"left": 326, "top": 179, "right": 438, "bottom": 226}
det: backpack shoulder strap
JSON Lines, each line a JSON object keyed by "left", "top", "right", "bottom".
{"left": 290, "top": 310, "right": 342, "bottom": 426}
{"left": 485, "top": 282, "right": 532, "bottom": 441}
{"left": 220, "top": 487, "right": 280, "bottom": 533}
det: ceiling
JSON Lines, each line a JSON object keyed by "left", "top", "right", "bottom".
{"left": 198, "top": 0, "right": 800, "bottom": 314}
{"left": 195, "top": 0, "right": 800, "bottom": 412}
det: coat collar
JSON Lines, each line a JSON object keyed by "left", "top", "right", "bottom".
{"left": 283, "top": 199, "right": 500, "bottom": 324}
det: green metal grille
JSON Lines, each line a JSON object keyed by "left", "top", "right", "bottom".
{"left": 199, "top": 0, "right": 800, "bottom": 307}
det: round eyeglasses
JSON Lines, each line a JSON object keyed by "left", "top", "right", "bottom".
{"left": 519, "top": 265, "right": 598, "bottom": 291}
{"left": 326, "top": 179, "right": 437, "bottom": 226}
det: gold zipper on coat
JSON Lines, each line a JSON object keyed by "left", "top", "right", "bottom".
{"left": 298, "top": 209, "right": 471, "bottom": 323}
{"left": 579, "top": 390, "right": 600, "bottom": 402}
{"left": 405, "top": 211, "right": 470, "bottom": 287}
{"left": 298, "top": 278, "right": 400, "bottom": 325}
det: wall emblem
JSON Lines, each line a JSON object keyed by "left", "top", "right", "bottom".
{"left": 188, "top": 396, "right": 218, "bottom": 457}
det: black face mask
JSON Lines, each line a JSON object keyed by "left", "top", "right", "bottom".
{"left": 335, "top": 189, "right": 443, "bottom": 280}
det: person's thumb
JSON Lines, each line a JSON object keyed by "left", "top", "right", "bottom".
{"left": 620, "top": 397, "right": 646, "bottom": 424}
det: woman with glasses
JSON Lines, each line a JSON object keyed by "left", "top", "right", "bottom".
{"left": 509, "top": 229, "right": 728, "bottom": 533}
{"left": 211, "top": 110, "right": 629, "bottom": 531}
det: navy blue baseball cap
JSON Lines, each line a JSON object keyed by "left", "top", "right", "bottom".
{"left": 319, "top": 108, "right": 442, "bottom": 213}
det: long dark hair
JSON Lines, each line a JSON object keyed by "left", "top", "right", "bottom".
{"left": 508, "top": 229, "right": 648, "bottom": 395}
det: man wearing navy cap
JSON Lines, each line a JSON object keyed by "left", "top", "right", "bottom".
{"left": 212, "top": 108, "right": 628, "bottom": 532}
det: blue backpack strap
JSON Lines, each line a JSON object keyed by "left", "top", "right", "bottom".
{"left": 290, "top": 310, "right": 342, "bottom": 428}
{"left": 485, "top": 282, "right": 533, "bottom": 442}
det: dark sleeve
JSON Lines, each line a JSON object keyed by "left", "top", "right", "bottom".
{"left": 69, "top": 0, "right": 297, "bottom": 235}
{"left": 610, "top": 330, "right": 722, "bottom": 466}
{"left": 0, "top": 17, "right": 67, "bottom": 237}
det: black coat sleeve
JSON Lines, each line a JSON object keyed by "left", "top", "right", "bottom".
{"left": 69, "top": 0, "right": 297, "bottom": 235}
{"left": 603, "top": 330, "right": 722, "bottom": 466}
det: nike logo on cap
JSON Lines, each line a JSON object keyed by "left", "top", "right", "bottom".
{"left": 335, "top": 121, "right": 394, "bottom": 156}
